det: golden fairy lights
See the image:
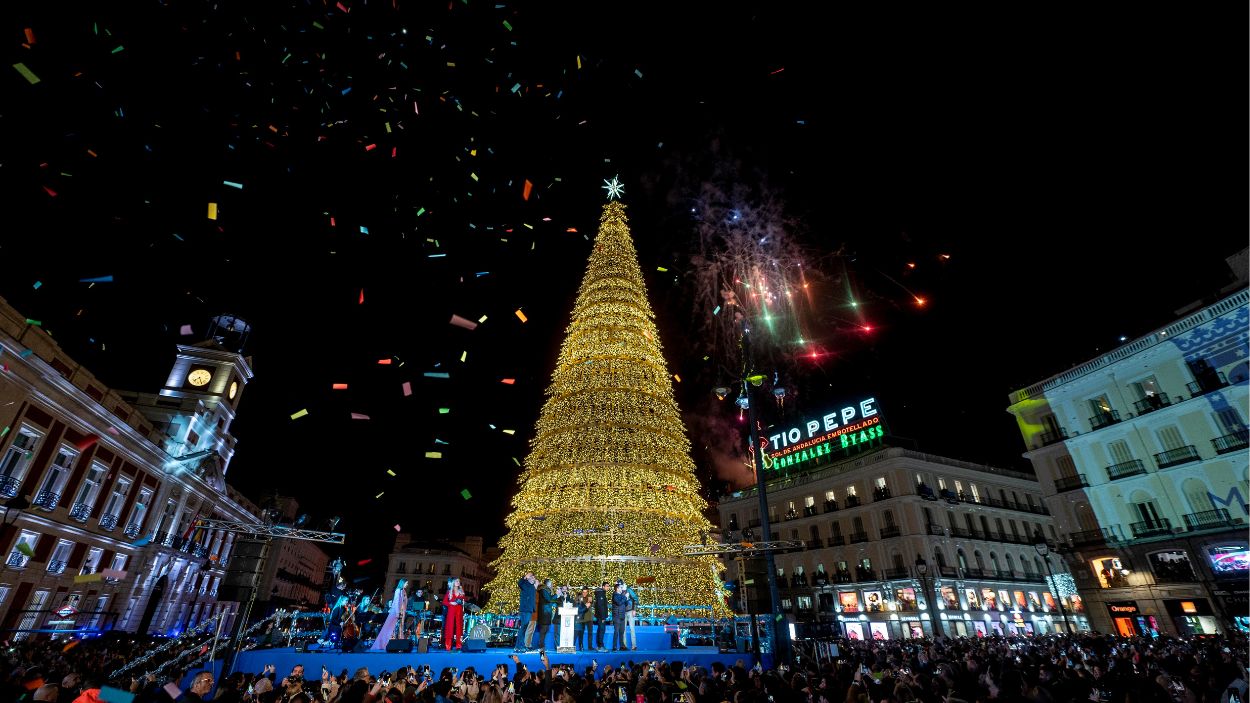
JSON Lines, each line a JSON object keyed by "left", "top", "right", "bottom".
{"left": 485, "top": 201, "right": 727, "bottom": 616}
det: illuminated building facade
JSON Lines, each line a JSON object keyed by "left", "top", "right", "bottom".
{"left": 383, "top": 534, "right": 493, "bottom": 605}
{"left": 717, "top": 441, "right": 1090, "bottom": 641}
{"left": 0, "top": 300, "right": 262, "bottom": 637}
{"left": 1007, "top": 252, "right": 1248, "bottom": 636}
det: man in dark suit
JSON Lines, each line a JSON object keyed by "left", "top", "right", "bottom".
{"left": 594, "top": 581, "right": 610, "bottom": 652}
{"left": 611, "top": 583, "right": 630, "bottom": 651}
{"left": 515, "top": 572, "right": 538, "bottom": 652}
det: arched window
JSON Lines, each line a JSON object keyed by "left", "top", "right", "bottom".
{"left": 974, "top": 551, "right": 985, "bottom": 569}
{"left": 934, "top": 547, "right": 947, "bottom": 568}
{"left": 853, "top": 516, "right": 865, "bottom": 533}
{"left": 980, "top": 515, "right": 991, "bottom": 536}
{"left": 1005, "top": 554, "right": 1015, "bottom": 574}
{"left": 1034, "top": 556, "right": 1044, "bottom": 575}
{"left": 883, "top": 510, "right": 896, "bottom": 527}
{"left": 1182, "top": 478, "right": 1216, "bottom": 514}
{"left": 990, "top": 553, "right": 1001, "bottom": 573}
{"left": 956, "top": 549, "right": 968, "bottom": 570}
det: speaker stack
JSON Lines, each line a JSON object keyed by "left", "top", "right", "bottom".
{"left": 217, "top": 539, "right": 270, "bottom": 603}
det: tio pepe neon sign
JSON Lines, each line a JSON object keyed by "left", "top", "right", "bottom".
{"left": 765, "top": 397, "right": 882, "bottom": 469}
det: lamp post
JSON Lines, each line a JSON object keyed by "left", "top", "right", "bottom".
{"left": 1034, "top": 534, "right": 1071, "bottom": 634}
{"left": 914, "top": 553, "right": 944, "bottom": 638}
{"left": 738, "top": 316, "right": 788, "bottom": 662}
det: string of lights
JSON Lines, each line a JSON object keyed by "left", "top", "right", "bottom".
{"left": 485, "top": 201, "right": 728, "bottom": 617}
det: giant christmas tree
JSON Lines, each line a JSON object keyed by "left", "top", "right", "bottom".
{"left": 486, "top": 193, "right": 726, "bottom": 616}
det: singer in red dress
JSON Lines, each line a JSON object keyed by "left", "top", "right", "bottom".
{"left": 442, "top": 577, "right": 465, "bottom": 651}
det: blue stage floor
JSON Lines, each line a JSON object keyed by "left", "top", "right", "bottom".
{"left": 233, "top": 645, "right": 769, "bottom": 679}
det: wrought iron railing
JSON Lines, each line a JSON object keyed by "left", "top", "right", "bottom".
{"left": 1106, "top": 459, "right": 1146, "bottom": 480}
{"left": 99, "top": 513, "right": 118, "bottom": 531}
{"left": 1133, "top": 393, "right": 1172, "bottom": 415}
{"left": 1054, "top": 474, "right": 1089, "bottom": 492}
{"left": 879, "top": 526, "right": 901, "bottom": 539}
{"left": 1187, "top": 370, "right": 1228, "bottom": 396}
{"left": 69, "top": 502, "right": 92, "bottom": 523}
{"left": 1089, "top": 409, "right": 1122, "bottom": 431}
{"left": 1213, "top": 430, "right": 1249, "bottom": 454}
{"left": 33, "top": 490, "right": 59, "bottom": 511}
{"left": 882, "top": 567, "right": 910, "bottom": 580}
{"left": 1183, "top": 509, "right": 1233, "bottom": 531}
{"left": 1039, "top": 428, "right": 1068, "bottom": 446}
{"left": 848, "top": 531, "right": 869, "bottom": 543}
{"left": 6, "top": 552, "right": 28, "bottom": 568}
{"left": 47, "top": 559, "right": 66, "bottom": 574}
{"left": 1154, "top": 445, "right": 1200, "bottom": 469}
{"left": 1070, "top": 526, "right": 1123, "bottom": 546}
{"left": 123, "top": 522, "right": 141, "bottom": 538}
{"left": 0, "top": 475, "right": 20, "bottom": 498}
{"left": 1129, "top": 519, "right": 1172, "bottom": 539}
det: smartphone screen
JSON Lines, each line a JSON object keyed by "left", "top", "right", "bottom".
{"left": 618, "top": 687, "right": 627, "bottom": 701}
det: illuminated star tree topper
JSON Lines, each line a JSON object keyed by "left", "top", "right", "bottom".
{"left": 602, "top": 174, "right": 625, "bottom": 200}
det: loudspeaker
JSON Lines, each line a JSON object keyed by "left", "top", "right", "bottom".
{"left": 462, "top": 638, "right": 487, "bottom": 653}
{"left": 219, "top": 539, "right": 269, "bottom": 602}
{"left": 416, "top": 637, "right": 430, "bottom": 654}
{"left": 298, "top": 639, "right": 324, "bottom": 652}
{"left": 386, "top": 639, "right": 414, "bottom": 653}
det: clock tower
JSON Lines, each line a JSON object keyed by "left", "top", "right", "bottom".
{"left": 123, "top": 315, "right": 255, "bottom": 483}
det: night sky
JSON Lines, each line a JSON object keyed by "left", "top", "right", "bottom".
{"left": 1, "top": 3, "right": 1243, "bottom": 586}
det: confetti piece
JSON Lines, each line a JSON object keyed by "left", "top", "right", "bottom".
{"left": 657, "top": 266, "right": 668, "bottom": 272}
{"left": 449, "top": 314, "right": 478, "bottom": 330}
{"left": 501, "top": 378, "right": 515, "bottom": 384}
{"left": 0, "top": 427, "right": 8, "bottom": 438}
{"left": 74, "top": 573, "right": 103, "bottom": 583}
{"left": 350, "top": 413, "right": 370, "bottom": 420}
{"left": 515, "top": 309, "right": 528, "bottom": 323}
{"left": 424, "top": 372, "right": 449, "bottom": 378}
{"left": 635, "top": 69, "right": 644, "bottom": 79}
{"left": 522, "top": 179, "right": 533, "bottom": 200}
{"left": 357, "top": 559, "right": 372, "bottom": 566}
{"left": 223, "top": 180, "right": 243, "bottom": 189}
{"left": 393, "top": 524, "right": 402, "bottom": 531}
{"left": 42, "top": 185, "right": 56, "bottom": 197}
{"left": 180, "top": 324, "right": 193, "bottom": 335}
{"left": 16, "top": 542, "right": 35, "bottom": 557}
{"left": 673, "top": 375, "right": 682, "bottom": 383}
{"left": 13, "top": 63, "right": 40, "bottom": 84}
{"left": 332, "top": 383, "right": 348, "bottom": 390}
{"left": 502, "top": 19, "right": 513, "bottom": 31}
{"left": 425, "top": 451, "right": 443, "bottom": 459}
{"left": 111, "top": 45, "right": 124, "bottom": 54}
{"left": 576, "top": 55, "right": 582, "bottom": 69}
{"left": 74, "top": 434, "right": 100, "bottom": 451}
{"left": 377, "top": 358, "right": 392, "bottom": 365}
{"left": 502, "top": 429, "right": 516, "bottom": 435}
{"left": 401, "top": 381, "right": 412, "bottom": 396}
{"left": 164, "top": 684, "right": 181, "bottom": 700}
{"left": 290, "top": 408, "right": 309, "bottom": 420}
{"left": 375, "top": 492, "right": 384, "bottom": 499}
{"left": 386, "top": 469, "right": 396, "bottom": 476}
{"left": 32, "top": 281, "right": 41, "bottom": 290}
{"left": 478, "top": 315, "right": 488, "bottom": 323}
{"left": 207, "top": 202, "right": 218, "bottom": 220}
{"left": 23, "top": 28, "right": 35, "bottom": 44}
{"left": 459, "top": 351, "right": 467, "bottom": 362}
{"left": 512, "top": 457, "right": 520, "bottom": 466}
{"left": 359, "top": 288, "right": 365, "bottom": 304}
{"left": 470, "top": 172, "right": 479, "bottom": 182}
{"left": 79, "top": 275, "right": 114, "bottom": 283}
{"left": 19, "top": 349, "right": 33, "bottom": 358}
{"left": 99, "top": 687, "right": 135, "bottom": 703}
{"left": 132, "top": 536, "right": 151, "bottom": 547}
{"left": 460, "top": 489, "right": 472, "bottom": 500}
{"left": 100, "top": 568, "right": 127, "bottom": 579}
{"left": 25, "top": 319, "right": 41, "bottom": 327}
{"left": 438, "top": 408, "right": 450, "bottom": 414}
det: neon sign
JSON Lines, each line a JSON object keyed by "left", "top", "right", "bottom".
{"left": 765, "top": 398, "right": 882, "bottom": 469}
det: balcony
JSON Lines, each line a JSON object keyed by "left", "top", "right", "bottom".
{"left": 962, "top": 567, "right": 988, "bottom": 579}
{"left": 1154, "top": 445, "right": 1200, "bottom": 469}
{"left": 854, "top": 569, "right": 877, "bottom": 582}
{"left": 1183, "top": 509, "right": 1234, "bottom": 531}
{"left": 7, "top": 552, "right": 28, "bottom": 569}
{"left": 917, "top": 484, "right": 936, "bottom": 500}
{"left": 927, "top": 524, "right": 947, "bottom": 536}
{"left": 1039, "top": 427, "right": 1069, "bottom": 446}
{"left": 1088, "top": 409, "right": 1122, "bottom": 431}
{"left": 882, "top": 567, "right": 910, "bottom": 580}
{"left": 1070, "top": 527, "right": 1123, "bottom": 547}
{"left": 972, "top": 495, "right": 1052, "bottom": 516}
{"left": 1132, "top": 393, "right": 1173, "bottom": 416}
{"left": 849, "top": 531, "right": 869, "bottom": 544}
{"left": 1053, "top": 474, "right": 1089, "bottom": 493}
{"left": 69, "top": 502, "right": 92, "bottom": 523}
{"left": 803, "top": 506, "right": 818, "bottom": 517}
{"left": 826, "top": 535, "right": 845, "bottom": 547}
{"left": 160, "top": 532, "right": 176, "bottom": 547}
{"left": 845, "top": 495, "right": 861, "bottom": 508}
{"left": 823, "top": 500, "right": 838, "bottom": 513}
{"left": 783, "top": 510, "right": 798, "bottom": 522}
{"left": 1187, "top": 370, "right": 1229, "bottom": 396}
{"left": 879, "top": 526, "right": 901, "bottom": 539}
{"left": 1213, "top": 430, "right": 1249, "bottom": 455}
{"left": 193, "top": 545, "right": 210, "bottom": 558}
{"left": 939, "top": 488, "right": 959, "bottom": 504}
{"left": 33, "top": 490, "right": 60, "bottom": 511}
{"left": 1129, "top": 519, "right": 1173, "bottom": 539}
{"left": 99, "top": 513, "right": 118, "bottom": 531}
{"left": 872, "top": 487, "right": 892, "bottom": 502}
{"left": 0, "top": 475, "right": 19, "bottom": 498}
{"left": 47, "top": 559, "right": 66, "bottom": 575}
{"left": 833, "top": 572, "right": 852, "bottom": 584}
{"left": 1106, "top": 459, "right": 1146, "bottom": 481}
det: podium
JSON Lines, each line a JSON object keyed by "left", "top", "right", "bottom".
{"left": 557, "top": 604, "right": 578, "bottom": 652}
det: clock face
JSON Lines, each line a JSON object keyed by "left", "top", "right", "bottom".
{"left": 187, "top": 369, "right": 213, "bottom": 387}
{"left": 228, "top": 381, "right": 239, "bottom": 399}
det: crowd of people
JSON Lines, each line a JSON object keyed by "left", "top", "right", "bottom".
{"left": 3, "top": 629, "right": 1249, "bottom": 703}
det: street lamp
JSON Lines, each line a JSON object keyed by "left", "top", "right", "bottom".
{"left": 914, "top": 553, "right": 944, "bottom": 638}
{"left": 1034, "top": 533, "right": 1071, "bottom": 633}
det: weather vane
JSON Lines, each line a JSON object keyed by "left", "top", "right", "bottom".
{"left": 602, "top": 174, "right": 625, "bottom": 200}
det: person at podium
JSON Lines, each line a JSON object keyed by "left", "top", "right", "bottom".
{"left": 536, "top": 579, "right": 559, "bottom": 652}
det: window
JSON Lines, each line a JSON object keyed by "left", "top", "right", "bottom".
{"left": 1042, "top": 413, "right": 1061, "bottom": 434}
{"left": 0, "top": 426, "right": 41, "bottom": 482}
{"left": 1148, "top": 550, "right": 1194, "bottom": 582}
{"left": 956, "top": 549, "right": 968, "bottom": 570}
{"left": 72, "top": 462, "right": 108, "bottom": 517}
{"left": 48, "top": 540, "right": 73, "bottom": 572}
{"left": 922, "top": 507, "right": 933, "bottom": 526}
{"left": 938, "top": 478, "right": 947, "bottom": 491}
{"left": 101, "top": 478, "right": 130, "bottom": 522}
{"left": 1215, "top": 407, "right": 1247, "bottom": 434}
{"left": 1055, "top": 455, "right": 1077, "bottom": 478}
{"left": 830, "top": 521, "right": 842, "bottom": 538}
{"left": 37, "top": 447, "right": 78, "bottom": 503}
{"left": 990, "top": 553, "right": 1001, "bottom": 572}
{"left": 81, "top": 548, "right": 103, "bottom": 575}
{"left": 1107, "top": 440, "right": 1133, "bottom": 465}
{"left": 9, "top": 531, "right": 38, "bottom": 568}
{"left": 804, "top": 495, "right": 815, "bottom": 508}
{"left": 875, "top": 477, "right": 887, "bottom": 489}
{"left": 969, "top": 484, "right": 980, "bottom": 501}
{"left": 915, "top": 473, "right": 925, "bottom": 486}
{"left": 1088, "top": 395, "right": 1113, "bottom": 416}
{"left": 1182, "top": 478, "right": 1215, "bottom": 514}
{"left": 954, "top": 480, "right": 964, "bottom": 496}
{"left": 824, "top": 490, "right": 836, "bottom": 502}
{"left": 1005, "top": 554, "right": 1016, "bottom": 574}
{"left": 14, "top": 590, "right": 49, "bottom": 641}
{"left": 1156, "top": 426, "right": 1185, "bottom": 452}
{"left": 1129, "top": 376, "right": 1161, "bottom": 400}
{"left": 108, "top": 554, "right": 126, "bottom": 572}
{"left": 846, "top": 485, "right": 857, "bottom": 497}
{"left": 883, "top": 510, "right": 896, "bottom": 527}
{"left": 1135, "top": 499, "right": 1163, "bottom": 526}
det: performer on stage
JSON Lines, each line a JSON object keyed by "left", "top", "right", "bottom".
{"left": 536, "top": 579, "right": 559, "bottom": 652}
{"left": 340, "top": 601, "right": 360, "bottom": 652}
{"left": 442, "top": 577, "right": 466, "bottom": 651}
{"left": 514, "top": 572, "right": 538, "bottom": 652}
{"left": 369, "top": 579, "right": 407, "bottom": 651}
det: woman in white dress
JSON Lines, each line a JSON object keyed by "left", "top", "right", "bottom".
{"left": 370, "top": 579, "right": 407, "bottom": 651}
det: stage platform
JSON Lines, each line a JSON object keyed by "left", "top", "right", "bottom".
{"left": 232, "top": 645, "right": 770, "bottom": 680}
